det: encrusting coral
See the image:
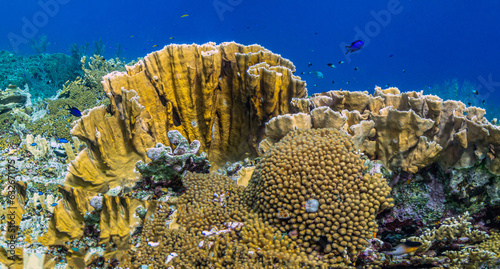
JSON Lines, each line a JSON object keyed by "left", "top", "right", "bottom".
{"left": 261, "top": 87, "right": 500, "bottom": 175}
{"left": 65, "top": 41, "right": 306, "bottom": 193}
{"left": 246, "top": 128, "right": 394, "bottom": 264}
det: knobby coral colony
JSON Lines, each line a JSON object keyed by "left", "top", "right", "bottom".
{"left": 1, "top": 42, "right": 500, "bottom": 268}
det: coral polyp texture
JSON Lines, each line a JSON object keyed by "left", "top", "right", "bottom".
{"left": 65, "top": 42, "right": 306, "bottom": 193}
{"left": 246, "top": 128, "right": 394, "bottom": 263}
{"left": 262, "top": 87, "right": 500, "bottom": 174}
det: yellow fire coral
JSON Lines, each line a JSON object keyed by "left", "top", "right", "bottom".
{"left": 261, "top": 87, "right": 500, "bottom": 174}
{"left": 246, "top": 128, "right": 393, "bottom": 263}
{"left": 65, "top": 41, "right": 306, "bottom": 193}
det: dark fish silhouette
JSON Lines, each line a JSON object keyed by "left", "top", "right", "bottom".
{"left": 65, "top": 105, "right": 81, "bottom": 117}
{"left": 345, "top": 40, "right": 364, "bottom": 54}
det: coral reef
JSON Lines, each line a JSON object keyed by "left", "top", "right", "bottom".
{"left": 2, "top": 43, "right": 500, "bottom": 269}
{"left": 0, "top": 50, "right": 81, "bottom": 100}
{"left": 65, "top": 42, "right": 307, "bottom": 193}
{"left": 133, "top": 130, "right": 210, "bottom": 198}
{"left": 246, "top": 128, "right": 394, "bottom": 263}
{"left": 379, "top": 213, "right": 499, "bottom": 268}
{"left": 261, "top": 87, "right": 500, "bottom": 176}
{"left": 0, "top": 86, "right": 29, "bottom": 115}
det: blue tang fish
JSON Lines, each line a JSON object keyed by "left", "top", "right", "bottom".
{"left": 51, "top": 203, "right": 58, "bottom": 207}
{"left": 57, "top": 138, "right": 69, "bottom": 143}
{"left": 65, "top": 105, "right": 81, "bottom": 117}
{"left": 30, "top": 143, "right": 37, "bottom": 146}
{"left": 345, "top": 40, "right": 364, "bottom": 54}
{"left": 38, "top": 191, "right": 43, "bottom": 195}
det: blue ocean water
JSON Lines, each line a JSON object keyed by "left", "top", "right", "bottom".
{"left": 1, "top": 0, "right": 499, "bottom": 117}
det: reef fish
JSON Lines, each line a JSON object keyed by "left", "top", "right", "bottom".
{"left": 309, "top": 71, "right": 324, "bottom": 78}
{"left": 51, "top": 203, "right": 58, "bottom": 207}
{"left": 65, "top": 105, "right": 81, "bottom": 117}
{"left": 345, "top": 40, "right": 364, "bottom": 54}
{"left": 57, "top": 138, "right": 69, "bottom": 143}
{"left": 38, "top": 191, "right": 43, "bottom": 195}
{"left": 30, "top": 143, "right": 37, "bottom": 146}
{"left": 384, "top": 241, "right": 422, "bottom": 255}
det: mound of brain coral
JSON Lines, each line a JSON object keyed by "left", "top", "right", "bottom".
{"left": 245, "top": 128, "right": 394, "bottom": 262}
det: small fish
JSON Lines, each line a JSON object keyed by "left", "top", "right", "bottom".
{"left": 67, "top": 119, "right": 71, "bottom": 123}
{"left": 389, "top": 54, "right": 394, "bottom": 57}
{"left": 38, "top": 191, "right": 43, "bottom": 195}
{"left": 338, "top": 61, "right": 344, "bottom": 64}
{"left": 180, "top": 14, "right": 189, "bottom": 18}
{"left": 65, "top": 105, "right": 81, "bottom": 117}
{"left": 402, "top": 69, "right": 406, "bottom": 73}
{"left": 153, "top": 45, "right": 158, "bottom": 47}
{"left": 309, "top": 71, "right": 324, "bottom": 79}
{"left": 332, "top": 81, "right": 335, "bottom": 84}
{"left": 384, "top": 241, "right": 422, "bottom": 255}
{"left": 314, "top": 32, "right": 318, "bottom": 35}
{"left": 72, "top": 247, "right": 79, "bottom": 252}
{"left": 30, "top": 143, "right": 37, "bottom": 146}
{"left": 327, "top": 63, "right": 335, "bottom": 68}
{"left": 468, "top": 102, "right": 472, "bottom": 106}
{"left": 46, "top": 80, "right": 51, "bottom": 85}
{"left": 482, "top": 100, "right": 485, "bottom": 104}
{"left": 313, "top": 84, "right": 318, "bottom": 87}
{"left": 300, "top": 72, "right": 306, "bottom": 75}
{"left": 354, "top": 67, "right": 358, "bottom": 71}
{"left": 472, "top": 89, "right": 479, "bottom": 95}
{"left": 385, "top": 84, "right": 390, "bottom": 87}
{"left": 345, "top": 40, "right": 364, "bottom": 54}
{"left": 169, "top": 37, "right": 174, "bottom": 39}
{"left": 130, "top": 35, "right": 134, "bottom": 38}
{"left": 346, "top": 81, "right": 350, "bottom": 84}
{"left": 308, "top": 62, "right": 312, "bottom": 67}
{"left": 51, "top": 203, "right": 58, "bottom": 207}
{"left": 57, "top": 138, "right": 69, "bottom": 143}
